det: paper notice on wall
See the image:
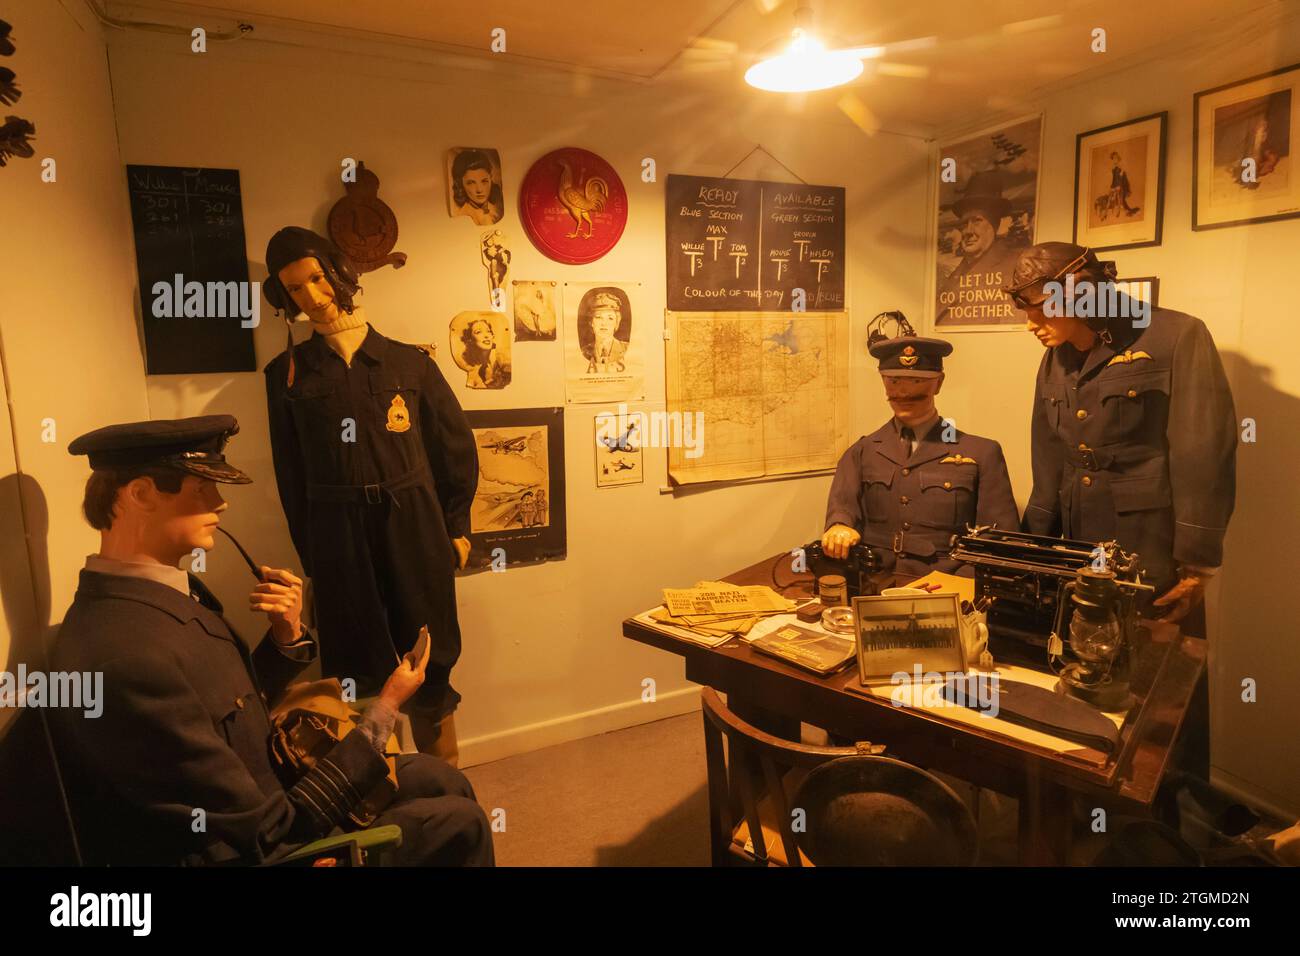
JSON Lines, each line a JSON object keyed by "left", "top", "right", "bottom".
{"left": 563, "top": 281, "right": 645, "bottom": 404}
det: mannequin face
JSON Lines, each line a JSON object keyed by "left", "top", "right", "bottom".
{"left": 1024, "top": 301, "right": 1096, "bottom": 350}
{"left": 881, "top": 373, "right": 943, "bottom": 427}
{"left": 592, "top": 307, "right": 620, "bottom": 340}
{"left": 470, "top": 320, "right": 494, "bottom": 350}
{"left": 118, "top": 474, "right": 227, "bottom": 564}
{"left": 278, "top": 256, "right": 339, "bottom": 324}
{"left": 462, "top": 168, "right": 492, "bottom": 206}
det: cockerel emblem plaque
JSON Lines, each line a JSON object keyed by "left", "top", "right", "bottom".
{"left": 519, "top": 147, "right": 628, "bottom": 265}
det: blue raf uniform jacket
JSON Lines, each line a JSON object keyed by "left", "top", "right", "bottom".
{"left": 1024, "top": 307, "right": 1236, "bottom": 593}
{"left": 825, "top": 418, "right": 1020, "bottom": 578}
{"left": 50, "top": 571, "right": 390, "bottom": 866}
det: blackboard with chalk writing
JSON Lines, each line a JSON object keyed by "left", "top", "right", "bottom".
{"left": 125, "top": 164, "right": 256, "bottom": 374}
{"left": 665, "top": 173, "right": 845, "bottom": 312}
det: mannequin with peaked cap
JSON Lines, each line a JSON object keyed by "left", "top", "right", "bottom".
{"left": 822, "top": 311, "right": 1019, "bottom": 579}
{"left": 1010, "top": 242, "right": 1236, "bottom": 628}
{"left": 48, "top": 415, "right": 493, "bottom": 865}
{"left": 261, "top": 227, "right": 479, "bottom": 763}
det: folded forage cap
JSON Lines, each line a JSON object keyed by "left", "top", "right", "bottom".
{"left": 1004, "top": 241, "right": 1117, "bottom": 308}
{"left": 68, "top": 414, "right": 252, "bottom": 484}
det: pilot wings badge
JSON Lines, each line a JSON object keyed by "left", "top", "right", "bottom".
{"left": 1106, "top": 349, "right": 1153, "bottom": 367}
{"left": 939, "top": 454, "right": 977, "bottom": 466}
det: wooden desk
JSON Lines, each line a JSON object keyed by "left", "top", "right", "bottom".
{"left": 623, "top": 553, "right": 1205, "bottom": 865}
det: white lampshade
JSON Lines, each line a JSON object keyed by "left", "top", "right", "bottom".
{"left": 744, "top": 29, "right": 865, "bottom": 93}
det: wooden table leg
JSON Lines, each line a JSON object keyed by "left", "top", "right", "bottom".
{"left": 1018, "top": 773, "right": 1073, "bottom": 865}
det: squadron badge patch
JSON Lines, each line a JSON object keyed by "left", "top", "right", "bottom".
{"left": 386, "top": 394, "right": 411, "bottom": 433}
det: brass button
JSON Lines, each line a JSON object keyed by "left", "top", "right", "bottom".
{"left": 943, "top": 481, "right": 952, "bottom": 490}
{"left": 902, "top": 522, "right": 912, "bottom": 530}
{"left": 901, "top": 467, "right": 910, "bottom": 476}
{"left": 235, "top": 696, "right": 245, "bottom": 710}
{"left": 1082, "top": 476, "right": 1093, "bottom": 487}
{"left": 1076, "top": 409, "right": 1088, "bottom": 420}
{"left": 900, "top": 495, "right": 910, "bottom": 505}
{"left": 1127, "top": 388, "right": 1137, "bottom": 398}
{"left": 1078, "top": 442, "right": 1088, "bottom": 451}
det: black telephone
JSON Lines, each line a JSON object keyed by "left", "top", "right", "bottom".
{"left": 799, "top": 540, "right": 885, "bottom": 598}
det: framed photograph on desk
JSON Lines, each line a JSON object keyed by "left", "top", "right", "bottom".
{"left": 852, "top": 592, "right": 966, "bottom": 683}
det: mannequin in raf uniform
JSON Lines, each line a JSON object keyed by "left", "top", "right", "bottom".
{"left": 1011, "top": 242, "right": 1236, "bottom": 631}
{"left": 822, "top": 312, "right": 1020, "bottom": 579}
{"left": 1013, "top": 243, "right": 1237, "bottom": 780}
{"left": 49, "top": 415, "right": 493, "bottom": 866}
{"left": 262, "top": 227, "right": 479, "bottom": 764}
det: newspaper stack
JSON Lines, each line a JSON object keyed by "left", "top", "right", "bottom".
{"left": 649, "top": 581, "right": 799, "bottom": 641}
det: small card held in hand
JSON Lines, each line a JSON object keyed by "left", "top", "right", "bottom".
{"left": 405, "top": 626, "right": 430, "bottom": 667}
{"left": 751, "top": 624, "right": 856, "bottom": 676}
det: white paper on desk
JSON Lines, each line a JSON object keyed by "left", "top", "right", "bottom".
{"left": 742, "top": 612, "right": 841, "bottom": 643}
{"left": 633, "top": 607, "right": 734, "bottom": 648}
{"left": 860, "top": 664, "right": 1129, "bottom": 757}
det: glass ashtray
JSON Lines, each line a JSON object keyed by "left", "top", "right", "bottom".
{"left": 821, "top": 605, "right": 855, "bottom": 635}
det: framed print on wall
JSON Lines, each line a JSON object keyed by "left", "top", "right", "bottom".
{"left": 933, "top": 114, "right": 1043, "bottom": 332}
{"left": 1113, "top": 276, "right": 1159, "bottom": 311}
{"left": 1193, "top": 63, "right": 1300, "bottom": 230}
{"left": 1073, "top": 112, "right": 1167, "bottom": 251}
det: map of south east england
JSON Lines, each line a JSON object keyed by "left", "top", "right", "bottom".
{"left": 665, "top": 312, "right": 849, "bottom": 485}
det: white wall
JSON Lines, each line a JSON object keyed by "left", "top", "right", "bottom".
{"left": 103, "top": 29, "right": 931, "bottom": 764}
{"left": 1, "top": 0, "right": 149, "bottom": 736}
{"left": 928, "top": 10, "right": 1300, "bottom": 816}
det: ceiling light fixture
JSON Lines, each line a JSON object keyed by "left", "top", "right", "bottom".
{"left": 744, "top": 2, "right": 879, "bottom": 93}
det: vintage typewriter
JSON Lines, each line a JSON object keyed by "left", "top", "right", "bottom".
{"left": 948, "top": 527, "right": 1149, "bottom": 654}
{"left": 800, "top": 540, "right": 885, "bottom": 599}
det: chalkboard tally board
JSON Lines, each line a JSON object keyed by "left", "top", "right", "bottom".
{"left": 665, "top": 173, "right": 846, "bottom": 312}
{"left": 126, "top": 165, "right": 256, "bottom": 374}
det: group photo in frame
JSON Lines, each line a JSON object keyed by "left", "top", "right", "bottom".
{"left": 1194, "top": 62, "right": 1300, "bottom": 230}
{"left": 1073, "top": 112, "right": 1167, "bottom": 251}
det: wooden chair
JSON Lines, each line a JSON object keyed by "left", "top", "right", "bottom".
{"left": 700, "top": 686, "right": 884, "bottom": 867}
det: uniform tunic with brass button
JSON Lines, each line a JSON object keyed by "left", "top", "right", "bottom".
{"left": 50, "top": 570, "right": 391, "bottom": 865}
{"left": 264, "top": 326, "right": 479, "bottom": 719}
{"left": 825, "top": 418, "right": 1021, "bottom": 579}
{"left": 1024, "top": 307, "right": 1236, "bottom": 594}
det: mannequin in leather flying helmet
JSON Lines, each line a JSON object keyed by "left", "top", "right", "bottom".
{"left": 262, "top": 227, "right": 479, "bottom": 763}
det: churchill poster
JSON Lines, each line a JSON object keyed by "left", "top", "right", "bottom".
{"left": 933, "top": 116, "right": 1042, "bottom": 331}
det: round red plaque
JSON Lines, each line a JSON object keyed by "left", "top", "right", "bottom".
{"left": 518, "top": 147, "right": 628, "bottom": 265}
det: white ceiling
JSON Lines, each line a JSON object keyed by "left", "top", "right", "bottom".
{"left": 110, "top": 0, "right": 1295, "bottom": 133}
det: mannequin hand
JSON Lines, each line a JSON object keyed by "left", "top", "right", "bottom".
{"left": 251, "top": 567, "right": 304, "bottom": 644}
{"left": 1152, "top": 573, "right": 1207, "bottom": 624}
{"left": 821, "top": 524, "right": 861, "bottom": 561}
{"left": 452, "top": 536, "right": 471, "bottom": 570}
{"left": 1267, "top": 819, "right": 1300, "bottom": 866}
{"left": 379, "top": 626, "right": 430, "bottom": 710}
